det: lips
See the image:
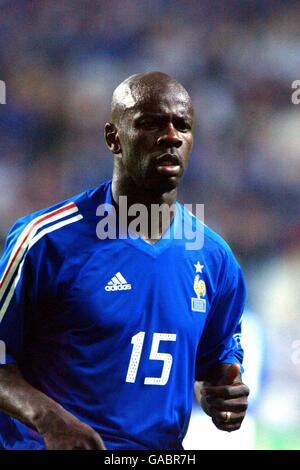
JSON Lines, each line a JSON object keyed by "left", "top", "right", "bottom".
{"left": 155, "top": 153, "right": 182, "bottom": 176}
{"left": 156, "top": 153, "right": 181, "bottom": 166}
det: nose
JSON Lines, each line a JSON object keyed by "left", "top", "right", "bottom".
{"left": 157, "top": 123, "right": 182, "bottom": 149}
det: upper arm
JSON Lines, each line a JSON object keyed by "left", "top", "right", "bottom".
{"left": 195, "top": 247, "right": 246, "bottom": 381}
{"left": 0, "top": 218, "right": 38, "bottom": 364}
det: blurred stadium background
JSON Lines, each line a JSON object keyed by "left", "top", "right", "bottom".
{"left": 0, "top": 0, "right": 299, "bottom": 449}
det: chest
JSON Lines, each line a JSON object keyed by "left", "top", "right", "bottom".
{"left": 48, "top": 243, "right": 217, "bottom": 341}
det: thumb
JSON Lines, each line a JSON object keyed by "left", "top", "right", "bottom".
{"left": 219, "top": 363, "right": 241, "bottom": 386}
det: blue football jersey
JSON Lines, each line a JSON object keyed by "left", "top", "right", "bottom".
{"left": 0, "top": 180, "right": 246, "bottom": 450}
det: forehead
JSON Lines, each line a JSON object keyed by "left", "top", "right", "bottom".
{"left": 131, "top": 85, "right": 193, "bottom": 117}
{"left": 134, "top": 98, "right": 192, "bottom": 118}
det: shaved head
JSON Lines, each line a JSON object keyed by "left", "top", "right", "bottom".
{"left": 105, "top": 71, "right": 194, "bottom": 196}
{"left": 111, "top": 71, "right": 193, "bottom": 125}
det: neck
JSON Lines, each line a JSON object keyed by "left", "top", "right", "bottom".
{"left": 112, "top": 176, "right": 178, "bottom": 207}
{"left": 111, "top": 171, "right": 178, "bottom": 243}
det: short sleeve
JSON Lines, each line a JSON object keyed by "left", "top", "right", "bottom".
{"left": 195, "top": 247, "right": 246, "bottom": 380}
{"left": 0, "top": 218, "right": 34, "bottom": 365}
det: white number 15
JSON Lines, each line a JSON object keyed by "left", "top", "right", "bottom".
{"left": 125, "top": 332, "right": 177, "bottom": 386}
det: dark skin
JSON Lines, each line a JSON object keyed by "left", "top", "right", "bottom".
{"left": 196, "top": 363, "right": 249, "bottom": 431}
{"left": 0, "top": 364, "right": 105, "bottom": 449}
{"left": 105, "top": 72, "right": 193, "bottom": 243}
{"left": 0, "top": 73, "right": 249, "bottom": 448}
{"left": 105, "top": 71, "right": 249, "bottom": 429}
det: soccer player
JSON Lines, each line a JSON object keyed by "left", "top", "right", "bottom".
{"left": 0, "top": 72, "right": 249, "bottom": 450}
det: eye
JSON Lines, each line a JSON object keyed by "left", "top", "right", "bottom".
{"left": 139, "top": 119, "right": 160, "bottom": 130}
{"left": 175, "top": 119, "right": 191, "bottom": 132}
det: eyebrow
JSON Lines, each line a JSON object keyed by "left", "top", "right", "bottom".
{"left": 134, "top": 112, "right": 192, "bottom": 122}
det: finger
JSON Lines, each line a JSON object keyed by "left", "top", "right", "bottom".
{"left": 212, "top": 410, "right": 246, "bottom": 425}
{"left": 219, "top": 363, "right": 241, "bottom": 386}
{"left": 212, "top": 418, "right": 243, "bottom": 432}
{"left": 202, "top": 383, "right": 249, "bottom": 399}
{"left": 89, "top": 434, "right": 107, "bottom": 450}
{"left": 205, "top": 396, "right": 248, "bottom": 412}
{"left": 93, "top": 440, "right": 107, "bottom": 450}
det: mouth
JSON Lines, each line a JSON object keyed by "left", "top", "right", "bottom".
{"left": 155, "top": 153, "right": 182, "bottom": 176}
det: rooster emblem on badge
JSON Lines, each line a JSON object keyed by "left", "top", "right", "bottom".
{"left": 193, "top": 275, "right": 206, "bottom": 299}
{"left": 191, "top": 262, "right": 207, "bottom": 313}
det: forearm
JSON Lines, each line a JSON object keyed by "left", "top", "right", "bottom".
{"left": 198, "top": 363, "right": 242, "bottom": 385}
{"left": 195, "top": 362, "right": 249, "bottom": 431}
{"left": 195, "top": 362, "right": 242, "bottom": 416}
{"left": 0, "top": 363, "right": 64, "bottom": 432}
{"left": 0, "top": 363, "right": 106, "bottom": 449}
{"left": 194, "top": 381, "right": 212, "bottom": 416}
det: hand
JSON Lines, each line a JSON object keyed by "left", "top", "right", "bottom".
{"left": 199, "top": 363, "right": 249, "bottom": 432}
{"left": 35, "top": 406, "right": 106, "bottom": 450}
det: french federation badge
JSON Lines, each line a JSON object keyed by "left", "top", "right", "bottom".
{"left": 191, "top": 262, "right": 206, "bottom": 312}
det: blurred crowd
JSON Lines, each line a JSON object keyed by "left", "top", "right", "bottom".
{"left": 0, "top": 0, "right": 300, "bottom": 449}
{"left": 0, "top": 0, "right": 300, "bottom": 263}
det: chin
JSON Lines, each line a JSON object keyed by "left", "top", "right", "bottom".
{"left": 147, "top": 175, "right": 180, "bottom": 193}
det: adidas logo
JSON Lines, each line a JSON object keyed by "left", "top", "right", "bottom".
{"left": 105, "top": 272, "right": 132, "bottom": 291}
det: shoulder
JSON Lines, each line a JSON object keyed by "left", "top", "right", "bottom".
{"left": 3, "top": 180, "right": 111, "bottom": 257}
{"left": 178, "top": 202, "right": 244, "bottom": 292}
{"left": 204, "top": 223, "right": 237, "bottom": 264}
{"left": 6, "top": 193, "right": 85, "bottom": 250}
{"left": 179, "top": 202, "right": 237, "bottom": 262}
{"left": 203, "top": 223, "right": 243, "bottom": 288}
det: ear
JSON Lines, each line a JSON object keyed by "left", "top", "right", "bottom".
{"left": 104, "top": 122, "right": 121, "bottom": 154}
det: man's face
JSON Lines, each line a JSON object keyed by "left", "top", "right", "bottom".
{"left": 116, "top": 84, "right": 194, "bottom": 193}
